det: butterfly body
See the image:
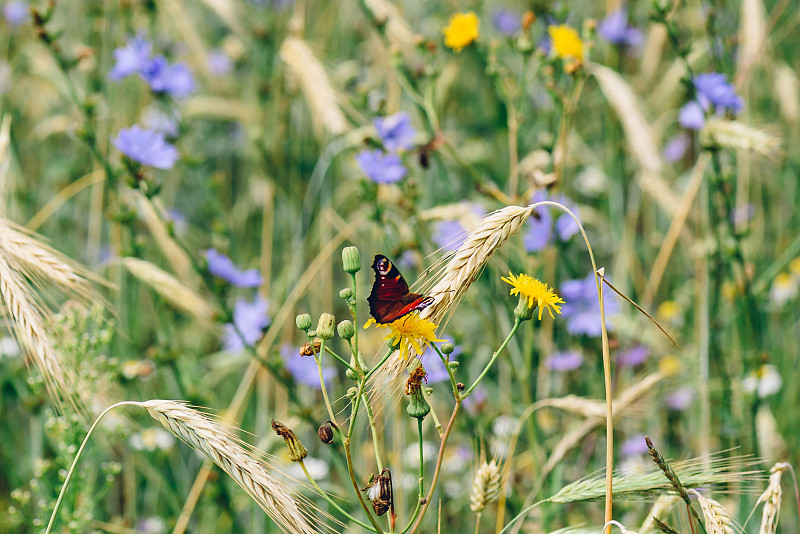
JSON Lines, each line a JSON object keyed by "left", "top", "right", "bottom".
{"left": 368, "top": 255, "right": 433, "bottom": 324}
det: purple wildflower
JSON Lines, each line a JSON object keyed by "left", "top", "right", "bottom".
{"left": 694, "top": 73, "right": 743, "bottom": 113}
{"left": 560, "top": 272, "right": 620, "bottom": 337}
{"left": 666, "top": 386, "right": 695, "bottom": 411}
{"left": 433, "top": 220, "right": 467, "bottom": 252}
{"left": 597, "top": 9, "right": 643, "bottom": 48}
{"left": 356, "top": 149, "right": 408, "bottom": 184}
{"left": 141, "top": 56, "right": 195, "bottom": 98}
{"left": 374, "top": 112, "right": 416, "bottom": 152}
{"left": 663, "top": 132, "right": 690, "bottom": 162}
{"left": 524, "top": 191, "right": 580, "bottom": 252}
{"left": 620, "top": 435, "right": 650, "bottom": 456}
{"left": 205, "top": 249, "right": 263, "bottom": 287}
{"left": 678, "top": 101, "right": 706, "bottom": 130}
{"left": 617, "top": 345, "right": 648, "bottom": 367}
{"left": 3, "top": 0, "right": 28, "bottom": 27}
{"left": 141, "top": 106, "right": 180, "bottom": 138}
{"left": 547, "top": 351, "right": 583, "bottom": 371}
{"left": 112, "top": 125, "right": 179, "bottom": 169}
{"left": 492, "top": 7, "right": 521, "bottom": 36}
{"left": 280, "top": 343, "right": 336, "bottom": 388}
{"left": 109, "top": 35, "right": 153, "bottom": 81}
{"left": 731, "top": 203, "right": 755, "bottom": 226}
{"left": 207, "top": 49, "right": 233, "bottom": 77}
{"left": 223, "top": 294, "right": 270, "bottom": 352}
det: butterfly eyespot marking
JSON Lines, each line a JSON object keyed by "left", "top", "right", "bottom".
{"left": 368, "top": 254, "right": 433, "bottom": 324}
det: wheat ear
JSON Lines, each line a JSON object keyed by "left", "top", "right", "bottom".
{"left": 420, "top": 204, "right": 534, "bottom": 324}
{"left": 689, "top": 489, "right": 736, "bottom": 534}
{"left": 122, "top": 257, "right": 218, "bottom": 324}
{"left": 280, "top": 37, "right": 348, "bottom": 137}
{"left": 142, "top": 400, "right": 320, "bottom": 534}
{"left": 701, "top": 118, "right": 782, "bottom": 158}
{"left": 470, "top": 452, "right": 503, "bottom": 514}
{"left": 755, "top": 463, "right": 789, "bottom": 534}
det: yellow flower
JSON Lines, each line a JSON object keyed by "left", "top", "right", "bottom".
{"left": 501, "top": 272, "right": 564, "bottom": 320}
{"left": 443, "top": 11, "right": 480, "bottom": 52}
{"left": 548, "top": 24, "right": 584, "bottom": 62}
{"left": 365, "top": 314, "right": 445, "bottom": 359}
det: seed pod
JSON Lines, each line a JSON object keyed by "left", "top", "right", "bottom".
{"left": 363, "top": 469, "right": 393, "bottom": 517}
{"left": 318, "top": 421, "right": 336, "bottom": 444}
{"left": 299, "top": 338, "right": 322, "bottom": 356}
{"left": 405, "top": 365, "right": 431, "bottom": 420}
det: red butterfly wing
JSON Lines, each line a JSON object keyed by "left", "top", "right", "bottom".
{"left": 368, "top": 255, "right": 433, "bottom": 324}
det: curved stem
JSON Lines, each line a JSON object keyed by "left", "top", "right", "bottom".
{"left": 496, "top": 500, "right": 546, "bottom": 534}
{"left": 299, "top": 461, "right": 376, "bottom": 531}
{"left": 464, "top": 319, "right": 521, "bottom": 398}
{"left": 46, "top": 401, "right": 141, "bottom": 534}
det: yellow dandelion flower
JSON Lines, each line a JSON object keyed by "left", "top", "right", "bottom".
{"left": 443, "top": 11, "right": 480, "bottom": 52}
{"left": 365, "top": 314, "right": 445, "bottom": 360}
{"left": 501, "top": 272, "right": 565, "bottom": 320}
{"left": 548, "top": 24, "right": 584, "bottom": 62}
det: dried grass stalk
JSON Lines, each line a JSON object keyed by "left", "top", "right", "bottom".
{"left": 756, "top": 463, "right": 788, "bottom": 534}
{"left": 122, "top": 257, "right": 218, "bottom": 324}
{"left": 142, "top": 400, "right": 319, "bottom": 534}
{"left": 735, "top": 0, "right": 767, "bottom": 87}
{"left": 362, "top": 0, "right": 417, "bottom": 56}
{"left": 589, "top": 63, "right": 681, "bottom": 216}
{"left": 136, "top": 195, "right": 199, "bottom": 287}
{"left": 701, "top": 118, "right": 782, "bottom": 158}
{"left": 773, "top": 63, "right": 800, "bottom": 124}
{"left": 689, "top": 490, "right": 735, "bottom": 534}
{"left": 280, "top": 37, "right": 348, "bottom": 136}
{"left": 0, "top": 115, "right": 11, "bottom": 213}
{"left": 420, "top": 204, "right": 533, "bottom": 324}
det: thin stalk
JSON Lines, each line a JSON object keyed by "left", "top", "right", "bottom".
{"left": 497, "top": 500, "right": 546, "bottom": 534}
{"left": 474, "top": 513, "right": 482, "bottom": 534}
{"left": 406, "top": 400, "right": 462, "bottom": 534}
{"left": 314, "top": 339, "right": 339, "bottom": 427}
{"left": 464, "top": 319, "right": 521, "bottom": 398}
{"left": 362, "top": 394, "right": 384, "bottom": 472}
{"left": 344, "top": 441, "right": 384, "bottom": 534}
{"left": 325, "top": 344, "right": 357, "bottom": 374}
{"left": 430, "top": 342, "right": 459, "bottom": 399}
{"left": 299, "top": 461, "right": 376, "bottom": 531}
{"left": 351, "top": 272, "right": 360, "bottom": 368}
{"left": 46, "top": 401, "right": 140, "bottom": 534}
{"left": 416, "top": 417, "right": 424, "bottom": 500}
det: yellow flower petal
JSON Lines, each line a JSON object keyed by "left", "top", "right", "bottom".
{"left": 502, "top": 272, "right": 564, "bottom": 320}
{"left": 548, "top": 24, "right": 584, "bottom": 62}
{"left": 443, "top": 11, "right": 480, "bottom": 52}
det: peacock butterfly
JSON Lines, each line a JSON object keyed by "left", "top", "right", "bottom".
{"left": 367, "top": 255, "right": 434, "bottom": 324}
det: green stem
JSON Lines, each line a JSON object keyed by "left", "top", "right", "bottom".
{"left": 430, "top": 342, "right": 459, "bottom": 399}
{"left": 325, "top": 345, "right": 357, "bottom": 374}
{"left": 464, "top": 319, "right": 521, "bottom": 398}
{"left": 299, "top": 461, "right": 376, "bottom": 531}
{"left": 416, "top": 417, "right": 424, "bottom": 500}
{"left": 344, "top": 441, "right": 384, "bottom": 534}
{"left": 314, "top": 339, "right": 339, "bottom": 426}
{"left": 362, "top": 394, "right": 384, "bottom": 472}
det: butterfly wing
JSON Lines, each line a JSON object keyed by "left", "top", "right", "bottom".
{"left": 368, "top": 255, "right": 433, "bottom": 323}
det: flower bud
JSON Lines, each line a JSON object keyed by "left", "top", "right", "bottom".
{"left": 441, "top": 342, "right": 455, "bottom": 355}
{"left": 317, "top": 313, "right": 335, "bottom": 340}
{"left": 514, "top": 296, "right": 534, "bottom": 321}
{"left": 405, "top": 366, "right": 431, "bottom": 420}
{"left": 448, "top": 361, "right": 460, "bottom": 373}
{"left": 345, "top": 386, "right": 359, "bottom": 399}
{"left": 318, "top": 421, "right": 336, "bottom": 444}
{"left": 339, "top": 287, "right": 354, "bottom": 300}
{"left": 271, "top": 420, "right": 307, "bottom": 462}
{"left": 522, "top": 10, "right": 535, "bottom": 30}
{"left": 342, "top": 246, "right": 361, "bottom": 274}
{"left": 296, "top": 313, "right": 312, "bottom": 331}
{"left": 337, "top": 320, "right": 355, "bottom": 340}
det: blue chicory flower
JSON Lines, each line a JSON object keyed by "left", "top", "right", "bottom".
{"left": 620, "top": 435, "right": 650, "bottom": 456}
{"left": 356, "top": 149, "right": 408, "bottom": 184}
{"left": 280, "top": 343, "right": 336, "bottom": 388}
{"left": 597, "top": 9, "right": 643, "bottom": 47}
{"left": 547, "top": 351, "right": 583, "bottom": 371}
{"left": 617, "top": 345, "right": 649, "bottom": 367}
{"left": 141, "top": 55, "right": 195, "bottom": 98}
{"left": 492, "top": 7, "right": 521, "bottom": 36}
{"left": 693, "top": 72, "right": 743, "bottom": 113}
{"left": 112, "top": 125, "right": 179, "bottom": 169}
{"left": 678, "top": 100, "right": 706, "bottom": 130}
{"left": 524, "top": 191, "right": 581, "bottom": 252}
{"left": 374, "top": 112, "right": 416, "bottom": 153}
{"left": 662, "top": 132, "right": 690, "bottom": 162}
{"left": 224, "top": 294, "right": 270, "bottom": 352}
{"left": 3, "top": 0, "right": 28, "bottom": 27}
{"left": 560, "top": 272, "right": 620, "bottom": 337}
{"left": 109, "top": 35, "right": 153, "bottom": 80}
{"left": 205, "top": 249, "right": 263, "bottom": 287}
{"left": 207, "top": 49, "right": 233, "bottom": 77}
{"left": 141, "top": 105, "right": 180, "bottom": 138}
